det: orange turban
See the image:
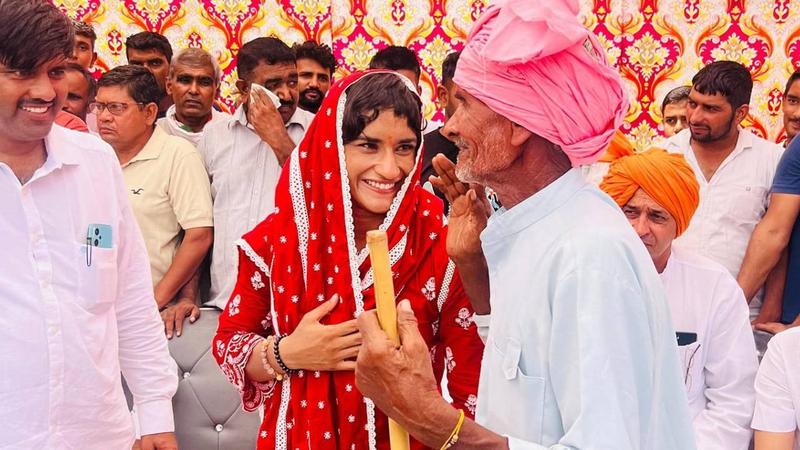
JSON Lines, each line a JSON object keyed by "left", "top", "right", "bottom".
{"left": 599, "top": 148, "right": 699, "bottom": 237}
{"left": 597, "top": 130, "right": 635, "bottom": 163}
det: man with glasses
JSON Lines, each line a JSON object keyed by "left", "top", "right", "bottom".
{"left": 198, "top": 37, "right": 313, "bottom": 311}
{"left": 600, "top": 148, "right": 758, "bottom": 450}
{"left": 95, "top": 65, "right": 213, "bottom": 338}
{"left": 0, "top": 2, "right": 177, "bottom": 449}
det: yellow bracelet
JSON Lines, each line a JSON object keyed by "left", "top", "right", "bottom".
{"left": 440, "top": 409, "right": 465, "bottom": 450}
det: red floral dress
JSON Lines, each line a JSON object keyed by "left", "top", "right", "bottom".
{"left": 213, "top": 71, "right": 484, "bottom": 450}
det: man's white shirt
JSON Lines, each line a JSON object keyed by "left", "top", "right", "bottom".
{"left": 0, "top": 126, "right": 177, "bottom": 449}
{"left": 198, "top": 105, "right": 314, "bottom": 309}
{"left": 663, "top": 128, "right": 784, "bottom": 316}
{"left": 660, "top": 246, "right": 758, "bottom": 450}
{"left": 753, "top": 327, "right": 800, "bottom": 449}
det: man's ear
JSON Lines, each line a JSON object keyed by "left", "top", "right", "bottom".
{"left": 144, "top": 102, "right": 159, "bottom": 126}
{"left": 510, "top": 122, "right": 533, "bottom": 147}
{"left": 236, "top": 79, "right": 249, "bottom": 97}
{"left": 734, "top": 104, "right": 750, "bottom": 125}
{"left": 436, "top": 85, "right": 448, "bottom": 111}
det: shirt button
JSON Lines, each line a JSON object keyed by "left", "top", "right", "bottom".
{"left": 215, "top": 424, "right": 224, "bottom": 432}
{"left": 183, "top": 372, "right": 191, "bottom": 379}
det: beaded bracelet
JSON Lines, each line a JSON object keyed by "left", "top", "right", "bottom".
{"left": 260, "top": 336, "right": 282, "bottom": 381}
{"left": 273, "top": 334, "right": 294, "bottom": 375}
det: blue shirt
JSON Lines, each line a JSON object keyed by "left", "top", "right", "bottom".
{"left": 476, "top": 169, "right": 696, "bottom": 449}
{"left": 772, "top": 139, "right": 800, "bottom": 323}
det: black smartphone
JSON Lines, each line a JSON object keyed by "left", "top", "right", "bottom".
{"left": 676, "top": 332, "right": 697, "bottom": 346}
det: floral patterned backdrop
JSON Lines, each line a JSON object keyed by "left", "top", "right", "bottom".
{"left": 52, "top": 0, "right": 800, "bottom": 146}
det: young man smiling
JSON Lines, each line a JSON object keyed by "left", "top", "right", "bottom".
{"left": 0, "top": 2, "right": 177, "bottom": 449}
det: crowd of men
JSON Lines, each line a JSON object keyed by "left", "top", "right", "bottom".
{"left": 5, "top": 0, "right": 800, "bottom": 448}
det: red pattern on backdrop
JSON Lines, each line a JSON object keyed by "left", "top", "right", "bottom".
{"left": 52, "top": 0, "right": 800, "bottom": 146}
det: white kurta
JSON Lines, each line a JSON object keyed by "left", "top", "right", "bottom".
{"left": 476, "top": 169, "right": 696, "bottom": 449}
{"left": 660, "top": 247, "right": 758, "bottom": 450}
{"left": 752, "top": 327, "right": 800, "bottom": 449}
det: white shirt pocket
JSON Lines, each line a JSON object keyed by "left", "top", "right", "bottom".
{"left": 486, "top": 335, "right": 546, "bottom": 442}
{"left": 76, "top": 244, "right": 118, "bottom": 312}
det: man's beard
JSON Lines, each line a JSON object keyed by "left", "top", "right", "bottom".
{"left": 298, "top": 87, "right": 324, "bottom": 113}
{"left": 690, "top": 113, "right": 735, "bottom": 143}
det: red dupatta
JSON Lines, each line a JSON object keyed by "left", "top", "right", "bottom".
{"left": 237, "top": 71, "right": 455, "bottom": 449}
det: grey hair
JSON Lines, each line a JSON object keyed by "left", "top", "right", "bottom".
{"left": 169, "top": 47, "right": 221, "bottom": 85}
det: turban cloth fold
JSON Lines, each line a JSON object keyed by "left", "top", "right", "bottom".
{"left": 600, "top": 148, "right": 700, "bottom": 237}
{"left": 597, "top": 130, "right": 635, "bottom": 163}
{"left": 454, "top": 0, "right": 630, "bottom": 166}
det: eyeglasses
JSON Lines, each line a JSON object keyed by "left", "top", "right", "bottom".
{"left": 88, "top": 101, "right": 145, "bottom": 116}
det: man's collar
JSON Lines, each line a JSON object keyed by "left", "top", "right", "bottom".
{"left": 231, "top": 104, "right": 309, "bottom": 130}
{"left": 124, "top": 127, "right": 165, "bottom": 165}
{"left": 44, "top": 125, "right": 84, "bottom": 165}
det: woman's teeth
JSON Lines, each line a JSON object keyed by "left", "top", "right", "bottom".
{"left": 364, "top": 180, "right": 394, "bottom": 190}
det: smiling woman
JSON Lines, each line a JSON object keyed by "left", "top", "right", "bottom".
{"left": 213, "top": 71, "right": 484, "bottom": 450}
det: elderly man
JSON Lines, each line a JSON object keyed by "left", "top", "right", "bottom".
{"left": 0, "top": 1, "right": 177, "bottom": 448}
{"left": 157, "top": 47, "right": 227, "bottom": 146}
{"left": 600, "top": 149, "right": 758, "bottom": 450}
{"left": 354, "top": 1, "right": 696, "bottom": 449}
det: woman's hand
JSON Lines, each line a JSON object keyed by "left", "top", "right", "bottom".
{"left": 279, "top": 295, "right": 362, "bottom": 371}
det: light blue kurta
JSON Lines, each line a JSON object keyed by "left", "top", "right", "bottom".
{"left": 475, "top": 169, "right": 696, "bottom": 449}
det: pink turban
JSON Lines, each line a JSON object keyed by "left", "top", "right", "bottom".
{"left": 454, "top": 0, "right": 629, "bottom": 166}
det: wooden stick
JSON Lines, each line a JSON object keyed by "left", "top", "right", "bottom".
{"left": 366, "top": 230, "right": 411, "bottom": 450}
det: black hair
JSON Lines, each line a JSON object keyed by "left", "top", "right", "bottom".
{"left": 692, "top": 61, "right": 752, "bottom": 110}
{"left": 73, "top": 20, "right": 96, "bottom": 46}
{"left": 0, "top": 0, "right": 74, "bottom": 72}
{"left": 293, "top": 40, "right": 336, "bottom": 75}
{"left": 661, "top": 85, "right": 691, "bottom": 114}
{"left": 368, "top": 46, "right": 421, "bottom": 78}
{"left": 237, "top": 37, "right": 295, "bottom": 80}
{"left": 441, "top": 51, "right": 460, "bottom": 86}
{"left": 97, "top": 64, "right": 161, "bottom": 105}
{"left": 786, "top": 70, "right": 800, "bottom": 96}
{"left": 66, "top": 62, "right": 96, "bottom": 101}
{"left": 126, "top": 31, "right": 173, "bottom": 62}
{"left": 342, "top": 73, "right": 423, "bottom": 148}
